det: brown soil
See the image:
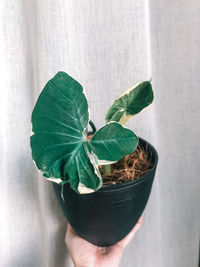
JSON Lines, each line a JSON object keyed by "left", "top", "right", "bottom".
{"left": 88, "top": 134, "right": 153, "bottom": 185}
{"left": 100, "top": 144, "right": 153, "bottom": 185}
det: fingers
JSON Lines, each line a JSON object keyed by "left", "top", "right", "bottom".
{"left": 65, "top": 223, "right": 98, "bottom": 253}
{"left": 66, "top": 217, "right": 142, "bottom": 250}
{"left": 65, "top": 223, "right": 76, "bottom": 244}
{"left": 67, "top": 223, "right": 76, "bottom": 235}
{"left": 116, "top": 217, "right": 142, "bottom": 249}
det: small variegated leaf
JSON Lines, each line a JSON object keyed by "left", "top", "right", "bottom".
{"left": 90, "top": 122, "right": 138, "bottom": 162}
{"left": 105, "top": 81, "right": 153, "bottom": 124}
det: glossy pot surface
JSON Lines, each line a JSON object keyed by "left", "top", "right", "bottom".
{"left": 53, "top": 137, "right": 158, "bottom": 246}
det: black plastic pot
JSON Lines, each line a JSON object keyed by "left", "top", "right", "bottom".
{"left": 53, "top": 137, "right": 158, "bottom": 247}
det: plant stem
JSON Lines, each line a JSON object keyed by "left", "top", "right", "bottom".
{"left": 89, "top": 120, "right": 97, "bottom": 133}
{"left": 102, "top": 164, "right": 111, "bottom": 175}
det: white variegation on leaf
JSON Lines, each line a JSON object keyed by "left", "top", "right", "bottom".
{"left": 45, "top": 177, "right": 64, "bottom": 184}
{"left": 78, "top": 183, "right": 95, "bottom": 194}
{"left": 97, "top": 159, "right": 117, "bottom": 165}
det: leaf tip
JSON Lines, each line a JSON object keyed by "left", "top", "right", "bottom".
{"left": 78, "top": 182, "right": 95, "bottom": 194}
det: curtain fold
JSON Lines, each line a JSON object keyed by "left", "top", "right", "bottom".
{"left": 149, "top": 1, "right": 200, "bottom": 266}
{"left": 0, "top": 0, "right": 199, "bottom": 266}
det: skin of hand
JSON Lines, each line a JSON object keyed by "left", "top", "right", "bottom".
{"left": 65, "top": 217, "right": 142, "bottom": 267}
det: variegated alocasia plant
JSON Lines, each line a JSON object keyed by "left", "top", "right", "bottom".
{"left": 30, "top": 72, "right": 153, "bottom": 194}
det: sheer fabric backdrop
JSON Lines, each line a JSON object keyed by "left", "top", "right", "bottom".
{"left": 0, "top": 0, "right": 199, "bottom": 266}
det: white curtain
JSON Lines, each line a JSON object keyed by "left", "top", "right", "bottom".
{"left": 1, "top": 0, "right": 199, "bottom": 266}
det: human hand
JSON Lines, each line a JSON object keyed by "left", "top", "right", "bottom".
{"left": 65, "top": 217, "right": 142, "bottom": 267}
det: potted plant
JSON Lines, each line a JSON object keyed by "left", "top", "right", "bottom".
{"left": 30, "top": 71, "right": 158, "bottom": 247}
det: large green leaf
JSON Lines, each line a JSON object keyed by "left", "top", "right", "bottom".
{"left": 105, "top": 81, "right": 153, "bottom": 125}
{"left": 90, "top": 122, "right": 138, "bottom": 161}
{"left": 31, "top": 72, "right": 102, "bottom": 193}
